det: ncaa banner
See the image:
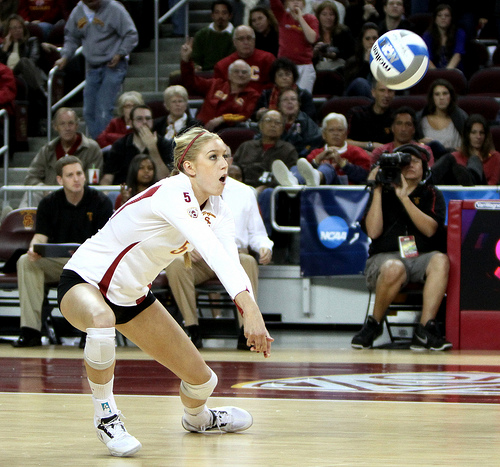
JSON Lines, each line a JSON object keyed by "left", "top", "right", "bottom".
{"left": 300, "top": 188, "right": 370, "bottom": 277}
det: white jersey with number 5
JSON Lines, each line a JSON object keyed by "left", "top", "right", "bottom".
{"left": 64, "top": 172, "right": 252, "bottom": 306}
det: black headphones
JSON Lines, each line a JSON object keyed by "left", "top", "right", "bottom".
{"left": 394, "top": 143, "right": 432, "bottom": 184}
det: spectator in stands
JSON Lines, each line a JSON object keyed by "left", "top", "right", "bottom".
{"left": 180, "top": 38, "right": 260, "bottom": 132}
{"left": 430, "top": 114, "right": 498, "bottom": 185}
{"left": 272, "top": 112, "right": 370, "bottom": 186}
{"left": 423, "top": 3, "right": 466, "bottom": 70}
{"left": 114, "top": 154, "right": 157, "bottom": 209}
{"left": 278, "top": 88, "right": 322, "bottom": 157}
{"left": 18, "top": 0, "right": 68, "bottom": 41}
{"left": 249, "top": 6, "right": 279, "bottom": 58}
{"left": 100, "top": 105, "right": 172, "bottom": 185}
{"left": 269, "top": 0, "right": 319, "bottom": 93}
{"left": 13, "top": 156, "right": 113, "bottom": 347}
{"left": 343, "top": 22, "right": 378, "bottom": 97}
{"left": 191, "top": 0, "right": 235, "bottom": 71}
{"left": 351, "top": 143, "right": 452, "bottom": 351}
{"left": 21, "top": 107, "right": 103, "bottom": 207}
{"left": 347, "top": 80, "right": 395, "bottom": 152}
{"left": 254, "top": 57, "right": 316, "bottom": 122}
{"left": 371, "top": 107, "right": 435, "bottom": 166}
{"left": 0, "top": 14, "right": 47, "bottom": 135}
{"left": 312, "top": 1, "right": 354, "bottom": 72}
{"left": 378, "top": 0, "right": 413, "bottom": 35}
{"left": 165, "top": 148, "right": 273, "bottom": 349}
{"left": 233, "top": 109, "right": 299, "bottom": 192}
{"left": 452, "top": 114, "right": 500, "bottom": 185}
{"left": 416, "top": 78, "right": 467, "bottom": 156}
{"left": 55, "top": 0, "right": 138, "bottom": 140}
{"left": 344, "top": 0, "right": 381, "bottom": 38}
{"left": 234, "top": 109, "right": 299, "bottom": 241}
{"left": 153, "top": 84, "right": 202, "bottom": 153}
{"left": 96, "top": 90, "right": 144, "bottom": 151}
{"left": 213, "top": 25, "right": 276, "bottom": 93}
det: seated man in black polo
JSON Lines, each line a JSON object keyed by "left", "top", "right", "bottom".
{"left": 14, "top": 156, "right": 113, "bottom": 347}
{"left": 100, "top": 105, "right": 172, "bottom": 186}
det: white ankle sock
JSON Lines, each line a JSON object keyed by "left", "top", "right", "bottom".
{"left": 89, "top": 377, "right": 118, "bottom": 417}
{"left": 88, "top": 376, "right": 114, "bottom": 400}
{"left": 183, "top": 405, "right": 211, "bottom": 426}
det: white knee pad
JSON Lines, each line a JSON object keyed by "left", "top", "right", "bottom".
{"left": 180, "top": 368, "right": 218, "bottom": 400}
{"left": 84, "top": 327, "right": 116, "bottom": 371}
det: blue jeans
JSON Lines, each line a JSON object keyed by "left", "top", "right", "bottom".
{"left": 169, "top": 0, "right": 187, "bottom": 35}
{"left": 84, "top": 59, "right": 128, "bottom": 139}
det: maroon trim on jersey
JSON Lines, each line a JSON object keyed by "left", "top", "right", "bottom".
{"left": 98, "top": 242, "right": 139, "bottom": 297}
{"left": 111, "top": 184, "right": 162, "bottom": 219}
{"left": 233, "top": 287, "right": 250, "bottom": 316}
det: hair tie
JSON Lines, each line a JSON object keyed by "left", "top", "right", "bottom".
{"left": 177, "top": 131, "right": 206, "bottom": 170}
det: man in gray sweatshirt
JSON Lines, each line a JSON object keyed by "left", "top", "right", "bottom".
{"left": 56, "top": 0, "right": 138, "bottom": 140}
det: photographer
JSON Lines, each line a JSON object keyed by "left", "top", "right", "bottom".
{"left": 351, "top": 143, "right": 452, "bottom": 351}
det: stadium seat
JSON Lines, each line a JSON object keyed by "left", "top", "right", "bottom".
{"left": 457, "top": 96, "right": 500, "bottom": 124}
{"left": 408, "top": 68, "right": 467, "bottom": 96}
{"left": 407, "top": 12, "right": 432, "bottom": 36}
{"left": 312, "top": 70, "right": 345, "bottom": 99}
{"left": 389, "top": 95, "right": 426, "bottom": 112}
{"left": 462, "top": 40, "right": 490, "bottom": 80}
{"left": 490, "top": 125, "right": 500, "bottom": 150}
{"left": 467, "top": 68, "right": 500, "bottom": 96}
{"left": 217, "top": 127, "right": 257, "bottom": 154}
{"left": 318, "top": 96, "right": 372, "bottom": 122}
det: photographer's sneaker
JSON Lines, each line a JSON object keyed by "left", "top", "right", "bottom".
{"left": 272, "top": 160, "right": 298, "bottom": 186}
{"left": 351, "top": 316, "right": 383, "bottom": 349}
{"left": 297, "top": 158, "right": 321, "bottom": 186}
{"left": 94, "top": 413, "right": 142, "bottom": 457}
{"left": 182, "top": 407, "right": 253, "bottom": 433}
{"left": 410, "top": 320, "right": 452, "bottom": 351}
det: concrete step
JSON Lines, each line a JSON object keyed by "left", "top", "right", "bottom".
{"left": 127, "top": 63, "right": 178, "bottom": 78}
{"left": 0, "top": 167, "right": 28, "bottom": 185}
{"left": 11, "top": 152, "right": 35, "bottom": 168}
{"left": 130, "top": 49, "right": 181, "bottom": 66}
{"left": 122, "top": 76, "right": 170, "bottom": 93}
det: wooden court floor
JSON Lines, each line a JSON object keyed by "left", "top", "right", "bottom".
{"left": 2, "top": 334, "right": 500, "bottom": 466}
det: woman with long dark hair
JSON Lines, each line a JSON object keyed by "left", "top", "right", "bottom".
{"left": 249, "top": 6, "right": 279, "bottom": 57}
{"left": 422, "top": 3, "right": 466, "bottom": 70}
{"left": 416, "top": 78, "right": 468, "bottom": 155}
{"left": 313, "top": 1, "right": 354, "bottom": 71}
{"left": 452, "top": 114, "right": 500, "bottom": 185}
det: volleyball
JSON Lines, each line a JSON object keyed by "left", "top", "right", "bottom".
{"left": 369, "top": 29, "right": 429, "bottom": 91}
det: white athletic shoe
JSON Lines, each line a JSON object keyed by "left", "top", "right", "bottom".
{"left": 94, "top": 413, "right": 142, "bottom": 457}
{"left": 182, "top": 407, "right": 253, "bottom": 433}
{"left": 297, "top": 158, "right": 321, "bottom": 186}
{"left": 272, "top": 160, "right": 299, "bottom": 186}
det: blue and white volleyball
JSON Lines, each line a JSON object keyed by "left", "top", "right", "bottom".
{"left": 369, "top": 29, "right": 429, "bottom": 91}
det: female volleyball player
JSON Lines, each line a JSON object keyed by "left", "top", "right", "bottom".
{"left": 57, "top": 127, "right": 274, "bottom": 457}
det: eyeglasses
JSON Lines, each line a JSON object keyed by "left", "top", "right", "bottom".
{"left": 133, "top": 116, "right": 153, "bottom": 122}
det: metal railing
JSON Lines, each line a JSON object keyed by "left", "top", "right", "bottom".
{"left": 0, "top": 184, "right": 120, "bottom": 207}
{"left": 154, "top": 0, "right": 189, "bottom": 92}
{"left": 1, "top": 109, "right": 9, "bottom": 204}
{"left": 46, "top": 46, "right": 84, "bottom": 142}
{"left": 270, "top": 185, "right": 500, "bottom": 233}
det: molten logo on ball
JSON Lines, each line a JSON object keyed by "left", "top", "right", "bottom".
{"left": 370, "top": 29, "right": 429, "bottom": 91}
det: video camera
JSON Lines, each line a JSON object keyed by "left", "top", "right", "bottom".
{"left": 375, "top": 151, "right": 412, "bottom": 186}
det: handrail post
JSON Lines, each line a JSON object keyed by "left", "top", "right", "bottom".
{"left": 154, "top": 0, "right": 159, "bottom": 93}
{"left": 1, "top": 109, "right": 8, "bottom": 204}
